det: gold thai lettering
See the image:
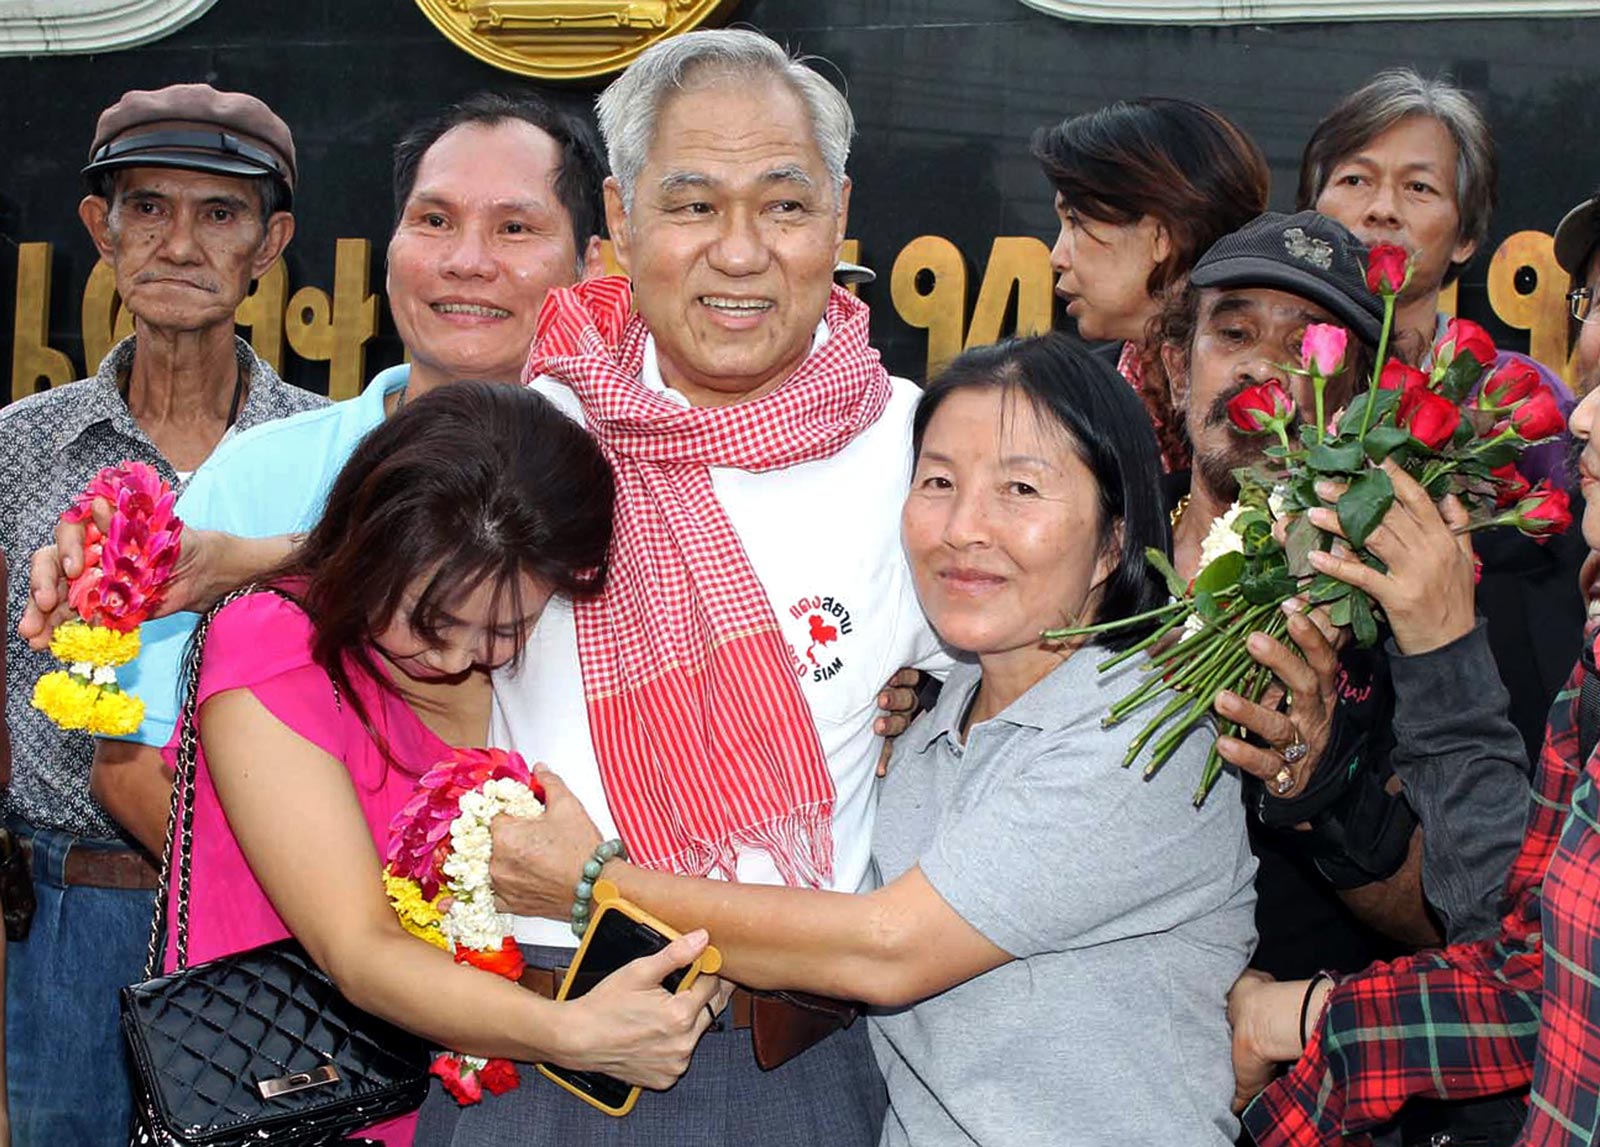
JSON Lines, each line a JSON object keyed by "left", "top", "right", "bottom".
{"left": 235, "top": 260, "right": 289, "bottom": 373}
{"left": 891, "top": 235, "right": 966, "bottom": 377}
{"left": 0, "top": 231, "right": 1583, "bottom": 401}
{"left": 80, "top": 260, "right": 134, "bottom": 379}
{"left": 891, "top": 235, "right": 1054, "bottom": 377}
{"left": 963, "top": 236, "right": 1053, "bottom": 352}
{"left": 11, "top": 243, "right": 75, "bottom": 401}
{"left": 284, "top": 239, "right": 378, "bottom": 401}
{"left": 1488, "top": 230, "right": 1578, "bottom": 386}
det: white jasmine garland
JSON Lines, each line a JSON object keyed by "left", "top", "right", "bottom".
{"left": 440, "top": 779, "right": 545, "bottom": 952}
{"left": 1196, "top": 502, "right": 1247, "bottom": 571}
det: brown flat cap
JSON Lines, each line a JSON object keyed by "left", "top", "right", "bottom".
{"left": 84, "top": 83, "right": 296, "bottom": 201}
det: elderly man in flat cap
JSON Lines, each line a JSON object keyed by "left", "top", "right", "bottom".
{"left": 0, "top": 83, "right": 323, "bottom": 1145}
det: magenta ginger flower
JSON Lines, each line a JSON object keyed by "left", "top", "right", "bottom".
{"left": 385, "top": 748, "right": 540, "bottom": 898}
{"left": 63, "top": 463, "right": 184, "bottom": 630}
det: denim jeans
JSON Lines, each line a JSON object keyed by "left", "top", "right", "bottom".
{"left": 4, "top": 822, "right": 155, "bottom": 1147}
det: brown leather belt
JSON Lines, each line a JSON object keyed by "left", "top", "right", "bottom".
{"left": 18, "top": 836, "right": 161, "bottom": 890}
{"left": 517, "top": 965, "right": 755, "bottom": 1028}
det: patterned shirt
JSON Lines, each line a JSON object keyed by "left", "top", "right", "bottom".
{"left": 0, "top": 335, "right": 325, "bottom": 839}
{"left": 1242, "top": 625, "right": 1600, "bottom": 1146}
{"left": 1116, "top": 340, "right": 1190, "bottom": 474}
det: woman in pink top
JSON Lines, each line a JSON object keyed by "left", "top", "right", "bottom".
{"left": 162, "top": 382, "right": 726, "bottom": 1144}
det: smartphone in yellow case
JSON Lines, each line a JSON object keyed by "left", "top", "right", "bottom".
{"left": 535, "top": 880, "right": 722, "bottom": 1116}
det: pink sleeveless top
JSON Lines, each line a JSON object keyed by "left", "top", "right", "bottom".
{"left": 159, "top": 591, "right": 451, "bottom": 1145}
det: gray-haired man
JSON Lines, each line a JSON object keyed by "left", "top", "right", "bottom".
{"left": 438, "top": 28, "right": 948, "bottom": 1147}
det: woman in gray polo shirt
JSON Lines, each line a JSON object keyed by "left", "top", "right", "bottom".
{"left": 510, "top": 333, "right": 1258, "bottom": 1144}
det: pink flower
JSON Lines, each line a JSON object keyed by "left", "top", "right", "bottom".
{"left": 1299, "top": 324, "right": 1348, "bottom": 378}
{"left": 60, "top": 463, "right": 184, "bottom": 629}
{"left": 386, "top": 748, "right": 540, "bottom": 896}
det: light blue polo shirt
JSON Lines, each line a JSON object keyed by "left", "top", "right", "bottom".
{"left": 116, "top": 365, "right": 409, "bottom": 747}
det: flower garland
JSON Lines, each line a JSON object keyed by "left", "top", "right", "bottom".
{"left": 1056, "top": 245, "right": 1570, "bottom": 805}
{"left": 31, "top": 462, "right": 182, "bottom": 735}
{"left": 384, "top": 747, "right": 546, "bottom": 1105}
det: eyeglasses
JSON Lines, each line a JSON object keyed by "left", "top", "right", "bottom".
{"left": 1571, "top": 285, "right": 1598, "bottom": 324}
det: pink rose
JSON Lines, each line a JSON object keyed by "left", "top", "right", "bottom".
{"left": 1299, "top": 323, "right": 1348, "bottom": 377}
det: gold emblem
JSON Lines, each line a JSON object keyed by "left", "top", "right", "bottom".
{"left": 413, "top": 0, "right": 741, "bottom": 81}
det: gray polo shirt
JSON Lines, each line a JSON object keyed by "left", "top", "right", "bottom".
{"left": 870, "top": 649, "right": 1257, "bottom": 1147}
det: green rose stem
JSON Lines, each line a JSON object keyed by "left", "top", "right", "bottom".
{"left": 1088, "top": 608, "right": 1191, "bottom": 673}
{"left": 1313, "top": 372, "right": 1327, "bottom": 447}
{"left": 1194, "top": 659, "right": 1276, "bottom": 805}
{"left": 1357, "top": 291, "right": 1399, "bottom": 441}
{"left": 1044, "top": 599, "right": 1187, "bottom": 639}
{"left": 1139, "top": 635, "right": 1260, "bottom": 775}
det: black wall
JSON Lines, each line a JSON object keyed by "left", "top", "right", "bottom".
{"left": 2, "top": 0, "right": 1598, "bottom": 394}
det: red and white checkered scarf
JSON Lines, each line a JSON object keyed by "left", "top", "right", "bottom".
{"left": 522, "top": 276, "right": 892, "bottom": 886}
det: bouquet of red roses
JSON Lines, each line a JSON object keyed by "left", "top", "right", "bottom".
{"left": 1055, "top": 245, "right": 1570, "bottom": 805}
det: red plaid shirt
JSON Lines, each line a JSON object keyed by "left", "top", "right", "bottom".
{"left": 1244, "top": 628, "right": 1600, "bottom": 1145}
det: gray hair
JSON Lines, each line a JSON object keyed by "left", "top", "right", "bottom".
{"left": 596, "top": 28, "right": 854, "bottom": 210}
{"left": 1296, "top": 68, "right": 1497, "bottom": 287}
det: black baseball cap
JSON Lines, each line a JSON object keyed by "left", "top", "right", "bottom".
{"left": 1189, "top": 210, "right": 1383, "bottom": 347}
{"left": 1553, "top": 193, "right": 1600, "bottom": 276}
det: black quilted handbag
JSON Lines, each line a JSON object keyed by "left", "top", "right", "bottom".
{"left": 121, "top": 588, "right": 431, "bottom": 1146}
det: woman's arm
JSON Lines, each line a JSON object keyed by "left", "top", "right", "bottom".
{"left": 492, "top": 770, "right": 1010, "bottom": 1009}
{"left": 200, "top": 689, "right": 720, "bottom": 1087}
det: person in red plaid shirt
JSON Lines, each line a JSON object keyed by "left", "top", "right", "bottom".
{"left": 1230, "top": 193, "right": 1600, "bottom": 1146}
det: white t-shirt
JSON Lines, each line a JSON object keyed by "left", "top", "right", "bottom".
{"left": 492, "top": 326, "right": 949, "bottom": 947}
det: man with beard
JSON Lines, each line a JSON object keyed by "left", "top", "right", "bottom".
{"left": 1160, "top": 210, "right": 1531, "bottom": 973}
{"left": 1170, "top": 212, "right": 1546, "bottom": 1144}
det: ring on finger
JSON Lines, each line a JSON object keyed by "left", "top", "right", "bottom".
{"left": 1272, "top": 731, "right": 1309, "bottom": 795}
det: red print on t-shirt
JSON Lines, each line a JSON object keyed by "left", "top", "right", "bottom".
{"left": 805, "top": 614, "right": 839, "bottom": 666}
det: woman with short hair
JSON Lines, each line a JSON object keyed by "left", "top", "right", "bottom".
{"left": 478, "top": 334, "right": 1259, "bottom": 1146}
{"left": 1033, "top": 97, "right": 1271, "bottom": 472}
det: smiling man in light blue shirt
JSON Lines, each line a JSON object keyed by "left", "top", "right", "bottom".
{"left": 89, "top": 92, "right": 608, "bottom": 849}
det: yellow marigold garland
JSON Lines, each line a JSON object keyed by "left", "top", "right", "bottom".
{"left": 384, "top": 870, "right": 450, "bottom": 951}
{"left": 31, "top": 671, "right": 144, "bottom": 736}
{"left": 49, "top": 620, "right": 141, "bottom": 668}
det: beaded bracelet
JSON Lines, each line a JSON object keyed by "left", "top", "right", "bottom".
{"left": 571, "top": 838, "right": 628, "bottom": 937}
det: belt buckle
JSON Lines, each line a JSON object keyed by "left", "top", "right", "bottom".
{"left": 0, "top": 829, "right": 37, "bottom": 942}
